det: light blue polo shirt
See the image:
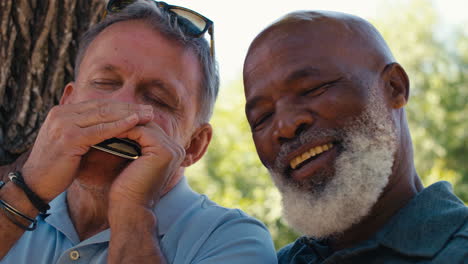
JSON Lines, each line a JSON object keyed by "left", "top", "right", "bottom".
{"left": 1, "top": 177, "right": 277, "bottom": 263}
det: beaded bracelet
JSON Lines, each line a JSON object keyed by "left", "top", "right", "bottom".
{"left": 8, "top": 171, "right": 50, "bottom": 214}
{"left": 0, "top": 199, "right": 37, "bottom": 231}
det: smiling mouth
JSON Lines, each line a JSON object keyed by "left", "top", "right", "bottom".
{"left": 290, "top": 143, "right": 334, "bottom": 169}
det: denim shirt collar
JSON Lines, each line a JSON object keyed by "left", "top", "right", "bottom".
{"left": 44, "top": 176, "right": 199, "bottom": 244}
{"left": 285, "top": 181, "right": 467, "bottom": 261}
{"left": 375, "top": 181, "right": 468, "bottom": 257}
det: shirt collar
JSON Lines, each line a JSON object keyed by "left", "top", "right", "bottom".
{"left": 44, "top": 192, "right": 81, "bottom": 244}
{"left": 154, "top": 176, "right": 200, "bottom": 236}
{"left": 376, "top": 181, "right": 468, "bottom": 257}
{"left": 294, "top": 181, "right": 467, "bottom": 260}
{"left": 43, "top": 176, "right": 199, "bottom": 243}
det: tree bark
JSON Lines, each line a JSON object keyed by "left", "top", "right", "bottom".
{"left": 0, "top": 0, "right": 106, "bottom": 165}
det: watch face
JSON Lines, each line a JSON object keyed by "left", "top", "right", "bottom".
{"left": 91, "top": 138, "right": 141, "bottom": 160}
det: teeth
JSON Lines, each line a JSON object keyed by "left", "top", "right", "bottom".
{"left": 290, "top": 143, "right": 334, "bottom": 169}
{"left": 316, "top": 145, "right": 323, "bottom": 153}
{"left": 291, "top": 159, "right": 299, "bottom": 169}
{"left": 308, "top": 148, "right": 316, "bottom": 156}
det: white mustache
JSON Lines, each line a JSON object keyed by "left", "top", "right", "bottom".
{"left": 273, "top": 128, "right": 342, "bottom": 173}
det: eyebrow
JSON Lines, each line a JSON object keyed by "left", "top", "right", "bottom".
{"left": 245, "top": 67, "right": 321, "bottom": 115}
{"left": 98, "top": 64, "right": 118, "bottom": 73}
{"left": 245, "top": 96, "right": 268, "bottom": 117}
{"left": 285, "top": 67, "right": 321, "bottom": 84}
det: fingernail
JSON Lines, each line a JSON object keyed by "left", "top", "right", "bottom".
{"left": 143, "top": 107, "right": 153, "bottom": 118}
{"left": 127, "top": 113, "right": 138, "bottom": 122}
{"left": 145, "top": 111, "right": 153, "bottom": 119}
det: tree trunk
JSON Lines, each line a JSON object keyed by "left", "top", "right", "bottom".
{"left": 0, "top": 0, "right": 106, "bottom": 165}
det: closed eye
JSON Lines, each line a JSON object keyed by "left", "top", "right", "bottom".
{"left": 252, "top": 112, "right": 273, "bottom": 131}
{"left": 91, "top": 80, "right": 121, "bottom": 91}
{"left": 143, "top": 94, "right": 172, "bottom": 110}
{"left": 303, "top": 78, "right": 342, "bottom": 97}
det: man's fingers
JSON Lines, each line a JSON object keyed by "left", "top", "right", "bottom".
{"left": 81, "top": 113, "right": 140, "bottom": 144}
{"left": 63, "top": 98, "right": 151, "bottom": 115}
{"left": 118, "top": 123, "right": 186, "bottom": 168}
{"left": 109, "top": 123, "right": 186, "bottom": 205}
{"left": 63, "top": 99, "right": 131, "bottom": 114}
{"left": 61, "top": 99, "right": 111, "bottom": 113}
{"left": 117, "top": 122, "right": 171, "bottom": 149}
{"left": 73, "top": 102, "right": 153, "bottom": 127}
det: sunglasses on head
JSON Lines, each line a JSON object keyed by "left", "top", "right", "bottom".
{"left": 105, "top": 0, "right": 215, "bottom": 56}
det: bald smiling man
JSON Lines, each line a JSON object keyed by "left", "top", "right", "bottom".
{"left": 243, "top": 11, "right": 468, "bottom": 263}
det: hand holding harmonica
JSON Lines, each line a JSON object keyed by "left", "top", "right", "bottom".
{"left": 20, "top": 100, "right": 153, "bottom": 203}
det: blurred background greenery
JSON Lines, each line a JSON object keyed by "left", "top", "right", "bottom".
{"left": 186, "top": 0, "right": 468, "bottom": 249}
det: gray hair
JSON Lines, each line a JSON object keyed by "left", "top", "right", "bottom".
{"left": 74, "top": 0, "right": 219, "bottom": 123}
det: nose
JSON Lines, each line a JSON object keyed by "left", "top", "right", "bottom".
{"left": 273, "top": 108, "right": 314, "bottom": 143}
{"left": 109, "top": 84, "right": 139, "bottom": 104}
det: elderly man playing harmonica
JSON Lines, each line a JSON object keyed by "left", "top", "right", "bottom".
{"left": 0, "top": 1, "right": 276, "bottom": 263}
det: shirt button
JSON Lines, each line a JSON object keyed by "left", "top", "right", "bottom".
{"left": 69, "top": 250, "right": 80, "bottom": 260}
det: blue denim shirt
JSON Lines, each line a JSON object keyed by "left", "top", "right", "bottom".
{"left": 278, "top": 181, "right": 468, "bottom": 263}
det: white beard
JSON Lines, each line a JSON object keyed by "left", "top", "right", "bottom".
{"left": 269, "top": 91, "right": 397, "bottom": 239}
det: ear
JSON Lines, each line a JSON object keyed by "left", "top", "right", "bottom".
{"left": 382, "top": 63, "right": 410, "bottom": 109}
{"left": 181, "top": 123, "right": 212, "bottom": 167}
{"left": 60, "top": 82, "right": 75, "bottom": 105}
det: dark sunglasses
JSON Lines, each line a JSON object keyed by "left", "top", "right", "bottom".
{"left": 105, "top": 0, "right": 215, "bottom": 56}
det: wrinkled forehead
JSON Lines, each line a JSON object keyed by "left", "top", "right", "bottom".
{"left": 244, "top": 17, "right": 388, "bottom": 95}
{"left": 244, "top": 23, "right": 353, "bottom": 91}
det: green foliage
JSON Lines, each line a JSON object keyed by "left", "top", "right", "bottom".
{"left": 187, "top": 0, "right": 467, "bottom": 250}
{"left": 372, "top": 0, "right": 468, "bottom": 202}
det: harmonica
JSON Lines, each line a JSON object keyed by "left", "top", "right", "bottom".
{"left": 91, "top": 138, "right": 141, "bottom": 160}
